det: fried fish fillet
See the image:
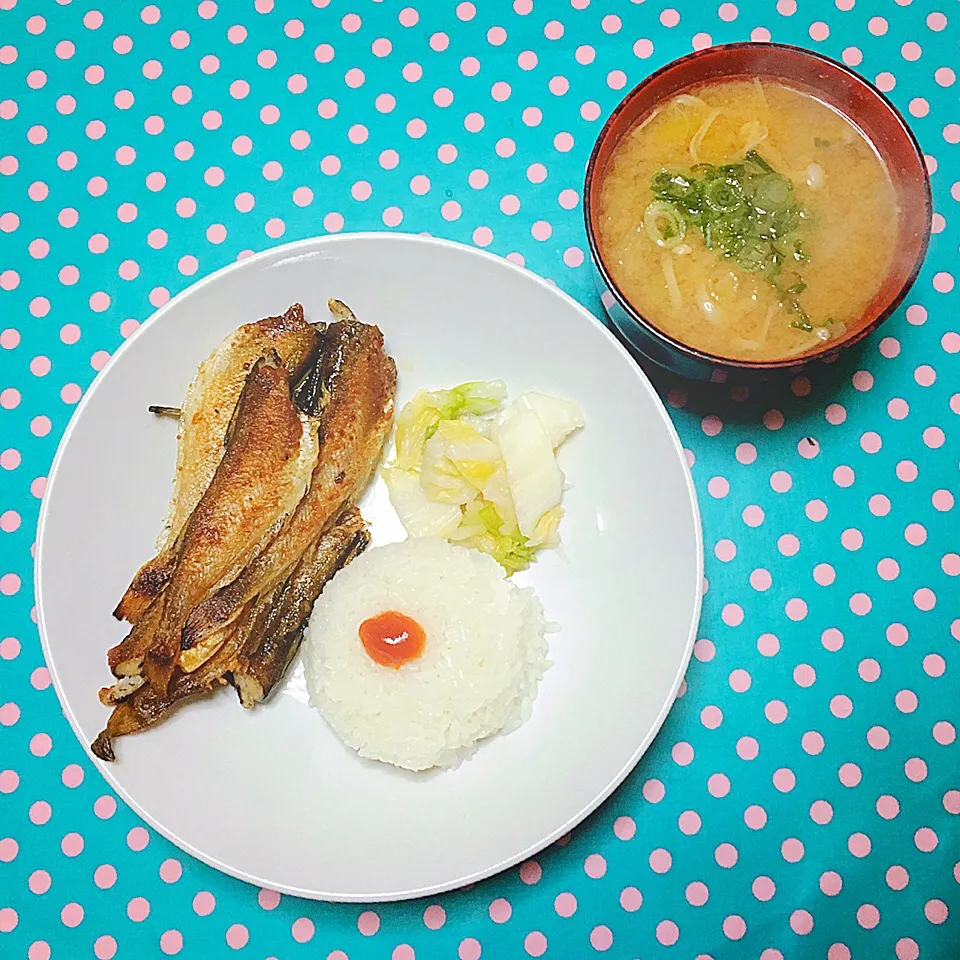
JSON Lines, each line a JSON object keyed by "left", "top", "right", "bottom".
{"left": 181, "top": 309, "right": 397, "bottom": 650}
{"left": 144, "top": 353, "right": 319, "bottom": 692}
{"left": 91, "top": 601, "right": 259, "bottom": 762}
{"left": 232, "top": 506, "right": 370, "bottom": 708}
{"left": 114, "top": 304, "right": 321, "bottom": 625}
{"left": 92, "top": 511, "right": 370, "bottom": 759}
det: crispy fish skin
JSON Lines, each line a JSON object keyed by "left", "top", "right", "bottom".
{"left": 113, "top": 305, "right": 321, "bottom": 624}
{"left": 112, "top": 541, "right": 180, "bottom": 626}
{"left": 182, "top": 314, "right": 397, "bottom": 650}
{"left": 107, "top": 595, "right": 164, "bottom": 678}
{"left": 145, "top": 354, "right": 316, "bottom": 690}
{"left": 93, "top": 513, "right": 368, "bottom": 757}
{"left": 91, "top": 601, "right": 260, "bottom": 762}
{"left": 232, "top": 508, "right": 370, "bottom": 708}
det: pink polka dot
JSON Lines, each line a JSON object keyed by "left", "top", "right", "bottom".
{"left": 160, "top": 858, "right": 182, "bottom": 884}
{"left": 608, "top": 815, "right": 635, "bottom": 842}
{"left": 587, "top": 923, "right": 613, "bottom": 953}
{"left": 457, "top": 940, "right": 482, "bottom": 960}
{"left": 913, "top": 587, "right": 937, "bottom": 611}
{"left": 128, "top": 896, "right": 151, "bottom": 922}
{"left": 765, "top": 700, "right": 788, "bottom": 724}
{"left": 723, "top": 914, "right": 747, "bottom": 940}
{"left": 708, "top": 773, "right": 731, "bottom": 798}
{"left": 551, "top": 891, "right": 577, "bottom": 918}
{"left": 358, "top": 910, "right": 380, "bottom": 935}
{"left": 29, "top": 800, "right": 50, "bottom": 823}
{"left": 0, "top": 573, "right": 21, "bottom": 595}
{"left": 867, "top": 725, "right": 891, "bottom": 750}
{"left": 915, "top": 827, "right": 938, "bottom": 851}
{"left": 933, "top": 489, "right": 955, "bottom": 511}
{"left": 848, "top": 831, "right": 872, "bottom": 858}
{"left": 936, "top": 67, "right": 956, "bottom": 87}
{"left": 722, "top": 603, "right": 744, "bottom": 627}
{"left": 660, "top": 7, "right": 681, "bottom": 26}
{"left": 820, "top": 870, "right": 843, "bottom": 895}
{"left": 584, "top": 853, "right": 607, "bottom": 879}
{"left": 61, "top": 903, "right": 84, "bottom": 928}
{"left": 29, "top": 871, "right": 51, "bottom": 895}
{"left": 802, "top": 731, "right": 825, "bottom": 755}
{"left": 684, "top": 880, "right": 708, "bottom": 906}
{"left": 809, "top": 799, "right": 833, "bottom": 824}
{"left": 655, "top": 921, "right": 679, "bottom": 946}
{"left": 225, "top": 924, "right": 248, "bottom": 949}
{"left": 877, "top": 794, "right": 900, "bottom": 819}
{"left": 643, "top": 779, "right": 665, "bottom": 803}
{"left": 714, "top": 539, "right": 736, "bottom": 563}
{"left": 649, "top": 848, "right": 673, "bottom": 873}
{"left": 189, "top": 890, "right": 215, "bottom": 916}
{"left": 744, "top": 804, "right": 767, "bottom": 829}
{"left": 904, "top": 763, "right": 927, "bottom": 792}
{"left": 677, "top": 809, "right": 702, "bottom": 835}
{"left": 160, "top": 930, "right": 183, "bottom": 955}
{"left": 904, "top": 522, "right": 927, "bottom": 546}
{"left": 781, "top": 838, "right": 804, "bottom": 862}
{"left": 934, "top": 721, "right": 956, "bottom": 744}
{"left": 896, "top": 688, "right": 919, "bottom": 713}
{"left": 510, "top": 48, "right": 536, "bottom": 72}
{"left": 849, "top": 592, "right": 873, "bottom": 616}
{"left": 785, "top": 598, "right": 807, "bottom": 621}
{"left": 896, "top": 459, "right": 919, "bottom": 482}
{"left": 715, "top": 842, "right": 738, "bottom": 867}
{"left": 514, "top": 859, "right": 541, "bottom": 888}
{"left": 473, "top": 225, "right": 493, "bottom": 246}
{"left": 0, "top": 637, "right": 19, "bottom": 659}
{"left": 708, "top": 476, "right": 730, "bottom": 499}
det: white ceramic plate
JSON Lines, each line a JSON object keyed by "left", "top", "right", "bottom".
{"left": 36, "top": 233, "right": 702, "bottom": 901}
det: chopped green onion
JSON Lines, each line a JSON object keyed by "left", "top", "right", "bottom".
{"left": 753, "top": 173, "right": 793, "bottom": 211}
{"left": 790, "top": 319, "right": 814, "bottom": 332}
{"left": 643, "top": 200, "right": 687, "bottom": 249}
{"left": 745, "top": 149, "right": 774, "bottom": 172}
{"left": 647, "top": 151, "right": 830, "bottom": 330}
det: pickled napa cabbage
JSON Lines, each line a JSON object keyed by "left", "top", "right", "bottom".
{"left": 383, "top": 381, "right": 583, "bottom": 573}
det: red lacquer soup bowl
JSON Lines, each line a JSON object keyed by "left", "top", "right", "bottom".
{"left": 584, "top": 43, "right": 932, "bottom": 381}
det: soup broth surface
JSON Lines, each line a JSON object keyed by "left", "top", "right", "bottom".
{"left": 596, "top": 79, "right": 899, "bottom": 362}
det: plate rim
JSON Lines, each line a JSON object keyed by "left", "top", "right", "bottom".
{"left": 34, "top": 231, "right": 704, "bottom": 902}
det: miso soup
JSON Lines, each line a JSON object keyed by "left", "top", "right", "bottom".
{"left": 596, "top": 80, "right": 899, "bottom": 362}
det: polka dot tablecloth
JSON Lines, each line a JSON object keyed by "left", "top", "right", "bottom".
{"left": 1, "top": 0, "right": 958, "bottom": 956}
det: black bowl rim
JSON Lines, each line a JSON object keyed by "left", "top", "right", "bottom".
{"left": 583, "top": 40, "right": 934, "bottom": 372}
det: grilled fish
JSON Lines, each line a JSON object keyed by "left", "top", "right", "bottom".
{"left": 232, "top": 506, "right": 369, "bottom": 708}
{"left": 114, "top": 305, "right": 321, "bottom": 625}
{"left": 144, "top": 353, "right": 319, "bottom": 692}
{"left": 91, "top": 601, "right": 259, "bottom": 761}
{"left": 182, "top": 307, "right": 396, "bottom": 650}
{"left": 92, "top": 512, "right": 369, "bottom": 759}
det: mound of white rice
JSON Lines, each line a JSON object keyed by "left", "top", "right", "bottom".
{"left": 303, "top": 538, "right": 549, "bottom": 771}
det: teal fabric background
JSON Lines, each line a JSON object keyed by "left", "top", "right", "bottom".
{"left": 1, "top": 0, "right": 958, "bottom": 957}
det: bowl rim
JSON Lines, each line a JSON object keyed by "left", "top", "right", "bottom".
{"left": 583, "top": 40, "right": 933, "bottom": 371}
